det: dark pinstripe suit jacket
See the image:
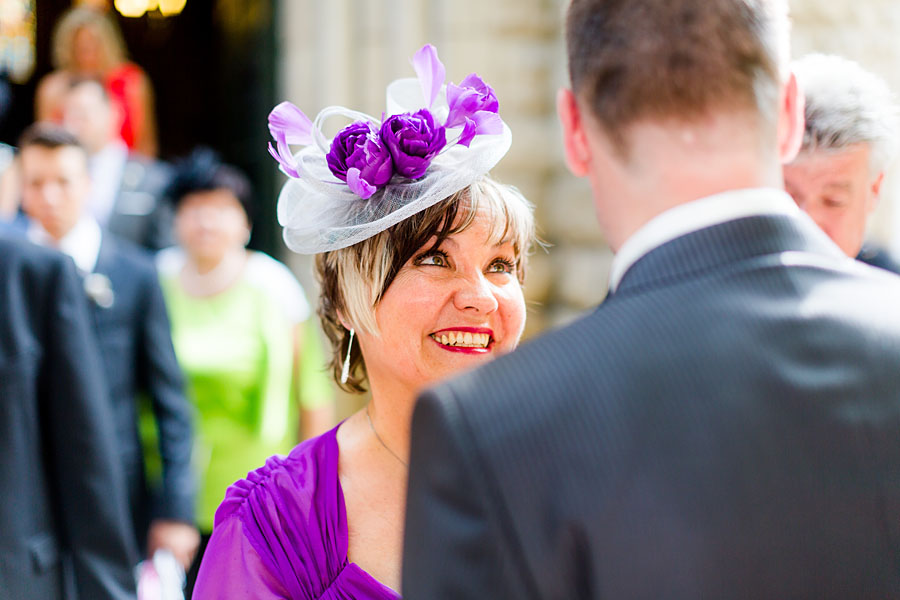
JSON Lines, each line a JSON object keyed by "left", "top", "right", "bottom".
{"left": 403, "top": 213, "right": 900, "bottom": 599}
{"left": 89, "top": 233, "right": 194, "bottom": 549}
{"left": 0, "top": 234, "right": 137, "bottom": 599}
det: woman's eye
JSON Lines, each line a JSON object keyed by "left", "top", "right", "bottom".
{"left": 416, "top": 251, "right": 449, "bottom": 267}
{"left": 488, "top": 258, "right": 515, "bottom": 274}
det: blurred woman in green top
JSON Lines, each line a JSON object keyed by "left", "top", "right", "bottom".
{"left": 155, "top": 150, "right": 335, "bottom": 576}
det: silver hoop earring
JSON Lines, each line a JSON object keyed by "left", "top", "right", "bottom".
{"left": 340, "top": 328, "right": 355, "bottom": 384}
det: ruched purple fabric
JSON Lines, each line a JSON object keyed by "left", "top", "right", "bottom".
{"left": 193, "top": 425, "right": 401, "bottom": 599}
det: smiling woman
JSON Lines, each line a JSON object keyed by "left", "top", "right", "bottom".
{"left": 193, "top": 45, "right": 536, "bottom": 599}
{"left": 317, "top": 177, "right": 533, "bottom": 395}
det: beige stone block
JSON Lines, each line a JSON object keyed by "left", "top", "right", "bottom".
{"left": 547, "top": 304, "right": 595, "bottom": 330}
{"left": 502, "top": 117, "right": 562, "bottom": 172}
{"left": 440, "top": 0, "right": 560, "bottom": 37}
{"left": 790, "top": 0, "right": 860, "bottom": 25}
{"left": 553, "top": 245, "right": 613, "bottom": 309}
{"left": 491, "top": 169, "right": 544, "bottom": 209}
{"left": 538, "top": 176, "right": 604, "bottom": 245}
{"left": 521, "top": 303, "right": 550, "bottom": 340}
{"left": 523, "top": 245, "right": 553, "bottom": 304}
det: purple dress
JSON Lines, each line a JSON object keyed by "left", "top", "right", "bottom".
{"left": 193, "top": 425, "right": 401, "bottom": 599}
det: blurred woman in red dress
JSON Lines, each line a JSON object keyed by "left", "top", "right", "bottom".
{"left": 36, "top": 7, "right": 158, "bottom": 157}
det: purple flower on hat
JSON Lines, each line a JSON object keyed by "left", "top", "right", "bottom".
{"left": 326, "top": 121, "right": 394, "bottom": 199}
{"left": 446, "top": 74, "right": 503, "bottom": 147}
{"left": 381, "top": 110, "right": 447, "bottom": 180}
{"left": 267, "top": 101, "right": 313, "bottom": 178}
{"left": 412, "top": 44, "right": 445, "bottom": 110}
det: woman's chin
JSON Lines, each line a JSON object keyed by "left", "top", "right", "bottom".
{"left": 421, "top": 344, "right": 501, "bottom": 383}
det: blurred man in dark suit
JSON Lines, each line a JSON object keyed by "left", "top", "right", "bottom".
{"left": 0, "top": 230, "right": 138, "bottom": 599}
{"left": 403, "top": 1, "right": 900, "bottom": 598}
{"left": 783, "top": 53, "right": 900, "bottom": 273}
{"left": 18, "top": 124, "right": 199, "bottom": 572}
{"left": 63, "top": 77, "right": 173, "bottom": 250}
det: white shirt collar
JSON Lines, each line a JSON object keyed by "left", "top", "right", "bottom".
{"left": 88, "top": 140, "right": 129, "bottom": 226}
{"left": 28, "top": 216, "right": 103, "bottom": 274}
{"left": 608, "top": 187, "right": 801, "bottom": 292}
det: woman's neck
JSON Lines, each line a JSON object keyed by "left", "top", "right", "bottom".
{"left": 365, "top": 391, "right": 416, "bottom": 468}
{"left": 179, "top": 247, "right": 248, "bottom": 297}
{"left": 337, "top": 393, "right": 412, "bottom": 593}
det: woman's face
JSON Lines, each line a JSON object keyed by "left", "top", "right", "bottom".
{"left": 72, "top": 27, "right": 103, "bottom": 73}
{"left": 357, "top": 210, "right": 527, "bottom": 396}
{"left": 175, "top": 189, "right": 249, "bottom": 267}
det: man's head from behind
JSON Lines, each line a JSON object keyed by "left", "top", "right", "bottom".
{"left": 62, "top": 77, "right": 119, "bottom": 155}
{"left": 783, "top": 54, "right": 899, "bottom": 257}
{"left": 18, "top": 124, "right": 91, "bottom": 241}
{"left": 558, "top": 0, "right": 798, "bottom": 247}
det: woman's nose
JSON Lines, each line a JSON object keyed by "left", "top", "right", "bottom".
{"left": 453, "top": 272, "right": 499, "bottom": 314}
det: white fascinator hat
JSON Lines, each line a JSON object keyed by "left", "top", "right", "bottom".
{"left": 267, "top": 44, "right": 512, "bottom": 254}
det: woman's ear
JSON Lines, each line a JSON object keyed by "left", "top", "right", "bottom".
{"left": 557, "top": 88, "right": 592, "bottom": 177}
{"left": 336, "top": 309, "right": 352, "bottom": 332}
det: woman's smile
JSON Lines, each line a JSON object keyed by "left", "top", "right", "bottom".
{"left": 429, "top": 327, "right": 494, "bottom": 353}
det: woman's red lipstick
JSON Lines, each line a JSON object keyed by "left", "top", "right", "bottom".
{"left": 429, "top": 327, "right": 494, "bottom": 354}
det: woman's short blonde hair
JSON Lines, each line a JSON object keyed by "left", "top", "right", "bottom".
{"left": 52, "top": 7, "right": 127, "bottom": 72}
{"left": 316, "top": 176, "right": 535, "bottom": 393}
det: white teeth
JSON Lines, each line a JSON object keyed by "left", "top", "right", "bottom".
{"left": 432, "top": 331, "right": 491, "bottom": 348}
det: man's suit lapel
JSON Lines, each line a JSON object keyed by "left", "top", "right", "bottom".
{"left": 93, "top": 233, "right": 116, "bottom": 276}
{"left": 84, "top": 234, "right": 119, "bottom": 316}
{"left": 614, "top": 214, "right": 845, "bottom": 298}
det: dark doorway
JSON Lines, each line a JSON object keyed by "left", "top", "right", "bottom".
{"left": 2, "top": 0, "right": 280, "bottom": 253}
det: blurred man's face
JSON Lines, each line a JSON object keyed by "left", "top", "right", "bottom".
{"left": 783, "top": 143, "right": 882, "bottom": 257}
{"left": 20, "top": 145, "right": 91, "bottom": 241}
{"left": 63, "top": 83, "right": 116, "bottom": 154}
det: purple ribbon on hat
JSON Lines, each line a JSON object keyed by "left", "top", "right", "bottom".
{"left": 266, "top": 44, "right": 501, "bottom": 199}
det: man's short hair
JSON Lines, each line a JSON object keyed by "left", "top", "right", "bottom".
{"left": 18, "top": 123, "right": 87, "bottom": 157}
{"left": 565, "top": 0, "right": 789, "bottom": 153}
{"left": 794, "top": 53, "right": 899, "bottom": 174}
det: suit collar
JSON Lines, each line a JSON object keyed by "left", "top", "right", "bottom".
{"left": 93, "top": 231, "right": 120, "bottom": 274}
{"left": 27, "top": 216, "right": 103, "bottom": 274}
{"left": 609, "top": 188, "right": 801, "bottom": 292}
{"left": 613, "top": 212, "right": 847, "bottom": 297}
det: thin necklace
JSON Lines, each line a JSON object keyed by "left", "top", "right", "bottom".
{"left": 365, "top": 404, "right": 409, "bottom": 468}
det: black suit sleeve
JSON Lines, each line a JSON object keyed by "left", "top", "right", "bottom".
{"left": 43, "top": 254, "right": 138, "bottom": 599}
{"left": 402, "top": 386, "right": 536, "bottom": 599}
{"left": 137, "top": 269, "right": 195, "bottom": 524}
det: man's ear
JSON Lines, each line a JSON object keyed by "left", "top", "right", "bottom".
{"left": 557, "top": 88, "right": 591, "bottom": 177}
{"left": 868, "top": 171, "right": 885, "bottom": 213}
{"left": 777, "top": 70, "right": 805, "bottom": 164}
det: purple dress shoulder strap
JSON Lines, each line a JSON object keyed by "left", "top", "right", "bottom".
{"left": 193, "top": 425, "right": 400, "bottom": 599}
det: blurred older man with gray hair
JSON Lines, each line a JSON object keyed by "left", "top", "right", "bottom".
{"left": 784, "top": 53, "right": 900, "bottom": 267}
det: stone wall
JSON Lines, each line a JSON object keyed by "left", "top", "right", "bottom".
{"left": 276, "top": 0, "right": 900, "bottom": 412}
